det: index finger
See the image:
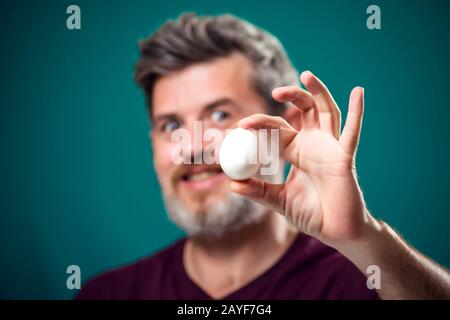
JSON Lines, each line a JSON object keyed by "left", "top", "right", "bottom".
{"left": 300, "top": 71, "right": 341, "bottom": 138}
{"left": 272, "top": 85, "right": 319, "bottom": 129}
{"left": 238, "top": 114, "right": 301, "bottom": 168}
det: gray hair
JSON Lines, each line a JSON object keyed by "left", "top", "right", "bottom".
{"left": 164, "top": 191, "right": 268, "bottom": 238}
{"left": 135, "top": 12, "right": 298, "bottom": 117}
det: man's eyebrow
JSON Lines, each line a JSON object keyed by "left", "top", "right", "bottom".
{"left": 152, "top": 98, "right": 242, "bottom": 124}
{"left": 202, "top": 98, "right": 243, "bottom": 114}
{"left": 153, "top": 113, "right": 180, "bottom": 125}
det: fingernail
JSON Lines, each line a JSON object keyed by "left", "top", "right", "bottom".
{"left": 301, "top": 70, "right": 312, "bottom": 77}
{"left": 272, "top": 87, "right": 283, "bottom": 95}
{"left": 237, "top": 119, "right": 249, "bottom": 127}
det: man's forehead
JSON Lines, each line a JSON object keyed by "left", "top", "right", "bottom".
{"left": 152, "top": 53, "right": 254, "bottom": 117}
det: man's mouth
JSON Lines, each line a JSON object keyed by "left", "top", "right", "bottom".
{"left": 178, "top": 166, "right": 226, "bottom": 191}
{"left": 182, "top": 168, "right": 223, "bottom": 182}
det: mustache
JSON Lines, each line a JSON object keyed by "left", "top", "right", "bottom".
{"left": 172, "top": 152, "right": 223, "bottom": 183}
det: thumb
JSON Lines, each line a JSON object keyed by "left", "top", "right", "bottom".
{"left": 230, "top": 178, "right": 286, "bottom": 215}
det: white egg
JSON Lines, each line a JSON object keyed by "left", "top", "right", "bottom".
{"left": 219, "top": 128, "right": 260, "bottom": 180}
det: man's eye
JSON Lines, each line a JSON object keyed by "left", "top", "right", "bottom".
{"left": 211, "top": 110, "right": 230, "bottom": 122}
{"left": 162, "top": 121, "right": 180, "bottom": 133}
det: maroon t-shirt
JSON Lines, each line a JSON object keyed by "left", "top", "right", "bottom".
{"left": 76, "top": 233, "right": 379, "bottom": 300}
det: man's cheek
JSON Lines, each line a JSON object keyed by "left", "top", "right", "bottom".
{"left": 153, "top": 151, "right": 168, "bottom": 183}
{"left": 153, "top": 141, "right": 173, "bottom": 166}
{"left": 153, "top": 150, "right": 172, "bottom": 182}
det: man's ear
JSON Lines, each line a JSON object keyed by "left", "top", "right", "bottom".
{"left": 282, "top": 106, "right": 302, "bottom": 131}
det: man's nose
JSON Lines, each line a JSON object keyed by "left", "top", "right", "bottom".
{"left": 183, "top": 121, "right": 223, "bottom": 165}
{"left": 182, "top": 121, "right": 205, "bottom": 164}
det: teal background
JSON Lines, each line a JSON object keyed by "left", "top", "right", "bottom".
{"left": 1, "top": 0, "right": 449, "bottom": 299}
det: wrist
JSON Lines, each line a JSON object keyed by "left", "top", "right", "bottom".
{"left": 329, "top": 210, "right": 387, "bottom": 271}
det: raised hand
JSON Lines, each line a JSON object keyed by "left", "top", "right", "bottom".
{"left": 230, "top": 71, "right": 373, "bottom": 245}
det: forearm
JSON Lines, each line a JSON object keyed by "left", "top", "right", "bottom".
{"left": 332, "top": 212, "right": 450, "bottom": 299}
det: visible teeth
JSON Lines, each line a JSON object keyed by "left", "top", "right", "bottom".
{"left": 188, "top": 171, "right": 217, "bottom": 181}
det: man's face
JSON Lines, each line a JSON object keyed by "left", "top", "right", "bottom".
{"left": 151, "top": 53, "right": 269, "bottom": 222}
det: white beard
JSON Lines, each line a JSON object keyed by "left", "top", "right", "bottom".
{"left": 163, "top": 192, "right": 267, "bottom": 238}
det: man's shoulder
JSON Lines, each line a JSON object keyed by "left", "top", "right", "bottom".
{"left": 75, "top": 237, "right": 186, "bottom": 300}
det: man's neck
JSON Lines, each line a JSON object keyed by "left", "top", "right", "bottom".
{"left": 183, "top": 211, "right": 298, "bottom": 299}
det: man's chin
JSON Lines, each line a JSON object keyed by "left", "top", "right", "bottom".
{"left": 177, "top": 192, "right": 228, "bottom": 214}
{"left": 163, "top": 192, "right": 268, "bottom": 238}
